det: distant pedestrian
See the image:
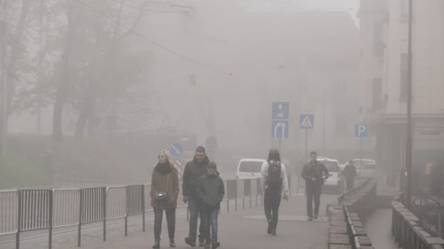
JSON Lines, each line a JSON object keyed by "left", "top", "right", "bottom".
{"left": 301, "top": 151, "right": 329, "bottom": 221}
{"left": 261, "top": 149, "right": 289, "bottom": 236}
{"left": 343, "top": 160, "right": 358, "bottom": 190}
{"left": 150, "top": 150, "right": 180, "bottom": 249}
{"left": 183, "top": 146, "right": 210, "bottom": 247}
{"left": 198, "top": 161, "right": 224, "bottom": 249}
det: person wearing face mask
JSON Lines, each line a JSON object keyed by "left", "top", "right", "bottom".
{"left": 301, "top": 151, "right": 329, "bottom": 221}
{"left": 150, "top": 150, "right": 180, "bottom": 249}
{"left": 183, "top": 146, "right": 210, "bottom": 247}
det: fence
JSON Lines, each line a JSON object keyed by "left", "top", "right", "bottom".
{"left": 408, "top": 190, "right": 444, "bottom": 239}
{"left": 342, "top": 203, "right": 361, "bottom": 249}
{"left": 0, "top": 176, "right": 294, "bottom": 249}
{"left": 337, "top": 178, "right": 371, "bottom": 204}
{"left": 392, "top": 198, "right": 444, "bottom": 248}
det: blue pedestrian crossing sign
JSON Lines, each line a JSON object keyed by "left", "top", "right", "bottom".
{"left": 272, "top": 102, "right": 289, "bottom": 120}
{"left": 299, "top": 114, "right": 314, "bottom": 129}
{"left": 272, "top": 120, "right": 289, "bottom": 138}
{"left": 169, "top": 142, "right": 184, "bottom": 158}
{"left": 355, "top": 123, "right": 368, "bottom": 137}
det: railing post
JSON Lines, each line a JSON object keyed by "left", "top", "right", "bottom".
{"left": 49, "top": 190, "right": 53, "bottom": 249}
{"left": 141, "top": 185, "right": 145, "bottom": 232}
{"left": 125, "top": 186, "right": 128, "bottom": 237}
{"left": 78, "top": 189, "right": 83, "bottom": 247}
{"left": 16, "top": 190, "right": 21, "bottom": 249}
{"left": 103, "top": 187, "right": 106, "bottom": 242}
{"left": 235, "top": 180, "right": 237, "bottom": 211}
{"left": 226, "top": 180, "right": 229, "bottom": 213}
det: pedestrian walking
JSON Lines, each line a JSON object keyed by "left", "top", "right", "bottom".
{"left": 150, "top": 150, "right": 180, "bottom": 249}
{"left": 343, "top": 160, "right": 357, "bottom": 191}
{"left": 261, "top": 148, "right": 289, "bottom": 236}
{"left": 301, "top": 151, "right": 329, "bottom": 221}
{"left": 183, "top": 146, "right": 210, "bottom": 247}
{"left": 198, "top": 161, "right": 224, "bottom": 249}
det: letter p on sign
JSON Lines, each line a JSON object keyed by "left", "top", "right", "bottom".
{"left": 355, "top": 123, "right": 368, "bottom": 137}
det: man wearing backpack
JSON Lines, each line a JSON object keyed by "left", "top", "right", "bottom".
{"left": 260, "top": 148, "right": 289, "bottom": 236}
{"left": 301, "top": 151, "right": 329, "bottom": 221}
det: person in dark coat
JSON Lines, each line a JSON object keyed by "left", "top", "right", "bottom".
{"left": 301, "top": 151, "right": 329, "bottom": 221}
{"left": 198, "top": 161, "right": 224, "bottom": 249}
{"left": 150, "top": 150, "right": 180, "bottom": 249}
{"left": 343, "top": 160, "right": 357, "bottom": 190}
{"left": 183, "top": 146, "right": 210, "bottom": 247}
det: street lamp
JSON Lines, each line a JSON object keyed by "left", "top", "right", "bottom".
{"left": 405, "top": 0, "right": 413, "bottom": 209}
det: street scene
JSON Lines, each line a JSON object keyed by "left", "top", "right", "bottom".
{"left": 1, "top": 0, "right": 444, "bottom": 249}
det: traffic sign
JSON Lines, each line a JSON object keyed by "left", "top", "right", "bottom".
{"left": 169, "top": 142, "right": 184, "bottom": 158}
{"left": 272, "top": 102, "right": 289, "bottom": 120}
{"left": 299, "top": 114, "right": 314, "bottom": 129}
{"left": 272, "top": 120, "right": 289, "bottom": 138}
{"left": 355, "top": 123, "right": 368, "bottom": 137}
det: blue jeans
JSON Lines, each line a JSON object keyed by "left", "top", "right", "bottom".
{"left": 188, "top": 197, "right": 205, "bottom": 242}
{"left": 202, "top": 205, "right": 219, "bottom": 242}
{"left": 153, "top": 207, "right": 176, "bottom": 242}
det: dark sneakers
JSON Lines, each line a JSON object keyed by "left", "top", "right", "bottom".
{"left": 314, "top": 214, "right": 319, "bottom": 220}
{"left": 152, "top": 241, "right": 160, "bottom": 249}
{"left": 199, "top": 240, "right": 206, "bottom": 247}
{"left": 185, "top": 237, "right": 196, "bottom": 247}
{"left": 204, "top": 241, "right": 211, "bottom": 249}
{"left": 267, "top": 219, "right": 272, "bottom": 234}
{"left": 212, "top": 241, "right": 221, "bottom": 249}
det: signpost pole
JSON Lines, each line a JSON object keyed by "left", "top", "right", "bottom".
{"left": 305, "top": 129, "right": 308, "bottom": 162}
{"left": 359, "top": 137, "right": 363, "bottom": 176}
{"left": 279, "top": 137, "right": 282, "bottom": 155}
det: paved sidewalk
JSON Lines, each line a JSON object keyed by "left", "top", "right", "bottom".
{"left": 24, "top": 193, "right": 337, "bottom": 249}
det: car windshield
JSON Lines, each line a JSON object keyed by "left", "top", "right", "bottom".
{"left": 320, "top": 161, "right": 339, "bottom": 171}
{"left": 364, "top": 164, "right": 376, "bottom": 170}
{"left": 239, "top": 161, "right": 263, "bottom": 173}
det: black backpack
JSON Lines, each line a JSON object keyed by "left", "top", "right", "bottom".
{"left": 267, "top": 161, "right": 282, "bottom": 190}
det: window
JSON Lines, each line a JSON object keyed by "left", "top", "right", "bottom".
{"left": 363, "top": 164, "right": 376, "bottom": 170}
{"left": 400, "top": 54, "right": 408, "bottom": 99}
{"left": 372, "top": 78, "right": 382, "bottom": 109}
{"left": 335, "top": 116, "right": 348, "bottom": 137}
{"left": 239, "top": 161, "right": 263, "bottom": 173}
{"left": 401, "top": 0, "right": 409, "bottom": 18}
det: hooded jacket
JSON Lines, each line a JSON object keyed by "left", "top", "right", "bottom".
{"left": 150, "top": 162, "right": 180, "bottom": 209}
{"left": 182, "top": 155, "right": 210, "bottom": 197}
{"left": 198, "top": 172, "right": 225, "bottom": 209}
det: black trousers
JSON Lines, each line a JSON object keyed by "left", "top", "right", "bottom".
{"left": 306, "top": 185, "right": 322, "bottom": 218}
{"left": 153, "top": 207, "right": 176, "bottom": 242}
{"left": 264, "top": 189, "right": 281, "bottom": 231}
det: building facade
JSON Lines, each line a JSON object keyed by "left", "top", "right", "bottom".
{"left": 358, "top": 0, "right": 444, "bottom": 188}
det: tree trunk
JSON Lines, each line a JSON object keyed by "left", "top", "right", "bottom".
{"left": 52, "top": 0, "right": 78, "bottom": 142}
{"left": 6, "top": 0, "right": 31, "bottom": 116}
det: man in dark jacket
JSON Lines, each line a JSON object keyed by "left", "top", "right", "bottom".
{"left": 343, "top": 160, "right": 357, "bottom": 190}
{"left": 301, "top": 151, "right": 329, "bottom": 221}
{"left": 198, "top": 161, "right": 224, "bottom": 249}
{"left": 183, "top": 146, "right": 210, "bottom": 247}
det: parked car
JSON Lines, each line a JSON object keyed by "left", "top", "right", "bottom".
{"left": 236, "top": 158, "right": 266, "bottom": 179}
{"left": 360, "top": 162, "right": 376, "bottom": 178}
{"left": 317, "top": 158, "right": 343, "bottom": 193}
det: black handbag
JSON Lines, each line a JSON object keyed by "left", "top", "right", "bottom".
{"left": 155, "top": 175, "right": 169, "bottom": 201}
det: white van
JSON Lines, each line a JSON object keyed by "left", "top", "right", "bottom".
{"left": 236, "top": 159, "right": 266, "bottom": 179}
{"left": 317, "top": 158, "right": 343, "bottom": 193}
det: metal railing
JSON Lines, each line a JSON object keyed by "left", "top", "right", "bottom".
{"left": 407, "top": 190, "right": 444, "bottom": 239}
{"left": 343, "top": 203, "right": 361, "bottom": 249}
{"left": 337, "top": 178, "right": 371, "bottom": 204}
{"left": 1, "top": 176, "right": 295, "bottom": 249}
{"left": 392, "top": 198, "right": 444, "bottom": 249}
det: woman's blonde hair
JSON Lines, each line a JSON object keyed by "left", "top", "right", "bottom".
{"left": 158, "top": 150, "right": 176, "bottom": 167}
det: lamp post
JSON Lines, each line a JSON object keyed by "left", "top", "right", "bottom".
{"left": 405, "top": 0, "right": 413, "bottom": 209}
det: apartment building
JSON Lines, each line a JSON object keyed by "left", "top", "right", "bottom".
{"left": 358, "top": 0, "right": 444, "bottom": 188}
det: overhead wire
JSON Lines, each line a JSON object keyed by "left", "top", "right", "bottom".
{"left": 76, "top": 0, "right": 243, "bottom": 82}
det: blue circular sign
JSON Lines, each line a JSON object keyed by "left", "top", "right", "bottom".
{"left": 169, "top": 142, "right": 184, "bottom": 158}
